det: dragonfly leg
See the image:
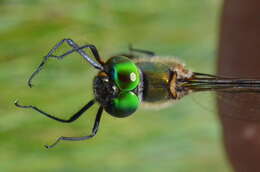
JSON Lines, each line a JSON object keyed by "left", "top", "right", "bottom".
{"left": 28, "top": 38, "right": 104, "bottom": 88}
{"left": 128, "top": 44, "right": 155, "bottom": 56}
{"left": 112, "top": 45, "right": 155, "bottom": 60}
{"left": 45, "top": 106, "right": 103, "bottom": 149}
{"left": 14, "top": 99, "right": 95, "bottom": 123}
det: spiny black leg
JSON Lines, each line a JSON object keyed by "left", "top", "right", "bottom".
{"left": 111, "top": 53, "right": 136, "bottom": 59}
{"left": 65, "top": 39, "right": 104, "bottom": 66}
{"left": 112, "top": 46, "right": 155, "bottom": 60}
{"left": 128, "top": 44, "right": 155, "bottom": 56}
{"left": 28, "top": 38, "right": 104, "bottom": 88}
{"left": 49, "top": 45, "right": 94, "bottom": 59}
{"left": 45, "top": 106, "right": 103, "bottom": 149}
{"left": 14, "top": 99, "right": 95, "bottom": 123}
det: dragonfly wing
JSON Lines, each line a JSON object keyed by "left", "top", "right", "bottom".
{"left": 190, "top": 91, "right": 260, "bottom": 122}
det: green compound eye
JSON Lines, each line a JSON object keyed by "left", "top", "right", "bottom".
{"left": 106, "top": 92, "right": 140, "bottom": 118}
{"left": 109, "top": 57, "right": 140, "bottom": 91}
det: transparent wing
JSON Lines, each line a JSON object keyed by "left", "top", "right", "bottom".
{"left": 191, "top": 91, "right": 260, "bottom": 122}
{"left": 217, "top": 92, "right": 260, "bottom": 121}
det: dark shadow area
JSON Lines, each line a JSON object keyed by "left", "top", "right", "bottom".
{"left": 218, "top": 0, "right": 260, "bottom": 172}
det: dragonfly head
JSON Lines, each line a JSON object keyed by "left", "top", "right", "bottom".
{"left": 93, "top": 56, "right": 143, "bottom": 118}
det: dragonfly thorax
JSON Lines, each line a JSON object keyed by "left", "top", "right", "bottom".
{"left": 134, "top": 57, "right": 193, "bottom": 104}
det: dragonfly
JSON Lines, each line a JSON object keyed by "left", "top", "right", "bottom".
{"left": 15, "top": 38, "right": 260, "bottom": 148}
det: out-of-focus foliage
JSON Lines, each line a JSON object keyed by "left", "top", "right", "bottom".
{"left": 0, "top": 0, "right": 232, "bottom": 172}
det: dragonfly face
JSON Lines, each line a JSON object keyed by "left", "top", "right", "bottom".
{"left": 93, "top": 56, "right": 142, "bottom": 118}
{"left": 14, "top": 39, "right": 260, "bottom": 148}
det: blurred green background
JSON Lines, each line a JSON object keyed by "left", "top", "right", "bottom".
{"left": 0, "top": 0, "right": 232, "bottom": 171}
